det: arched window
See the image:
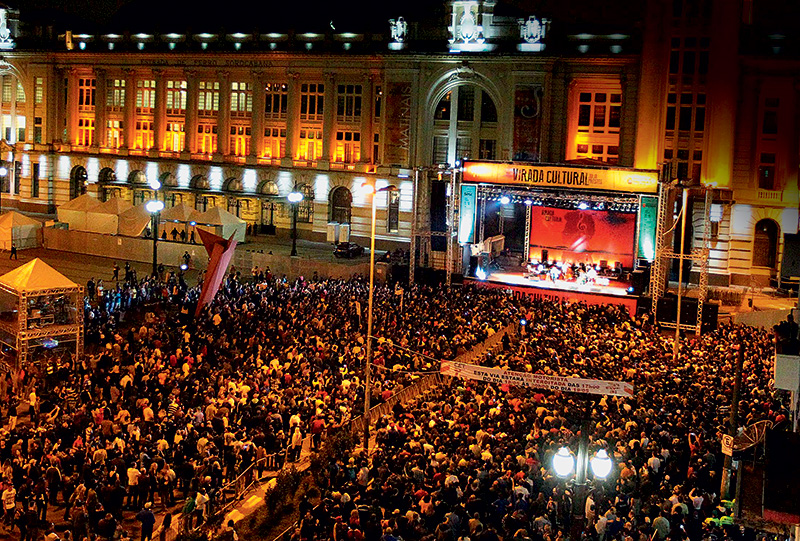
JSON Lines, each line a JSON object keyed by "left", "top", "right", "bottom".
{"left": 752, "top": 219, "right": 779, "bottom": 269}
{"left": 128, "top": 170, "right": 146, "bottom": 185}
{"left": 296, "top": 184, "right": 314, "bottom": 223}
{"left": 98, "top": 167, "right": 116, "bottom": 183}
{"left": 70, "top": 166, "right": 88, "bottom": 199}
{"left": 258, "top": 180, "right": 279, "bottom": 196}
{"left": 431, "top": 84, "right": 498, "bottom": 165}
{"left": 329, "top": 186, "right": 352, "bottom": 224}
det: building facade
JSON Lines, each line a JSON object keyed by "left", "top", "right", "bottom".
{"left": 0, "top": 0, "right": 796, "bottom": 285}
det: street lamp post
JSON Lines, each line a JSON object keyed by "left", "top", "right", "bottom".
{"left": 288, "top": 190, "right": 303, "bottom": 257}
{"left": 363, "top": 184, "right": 398, "bottom": 451}
{"left": 146, "top": 200, "right": 165, "bottom": 278}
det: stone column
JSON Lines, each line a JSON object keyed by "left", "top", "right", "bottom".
{"left": 282, "top": 71, "right": 300, "bottom": 167}
{"left": 153, "top": 69, "right": 166, "bottom": 153}
{"left": 250, "top": 71, "right": 265, "bottom": 163}
{"left": 9, "top": 74, "right": 16, "bottom": 144}
{"left": 65, "top": 68, "right": 79, "bottom": 146}
{"left": 94, "top": 68, "right": 107, "bottom": 148}
{"left": 359, "top": 75, "right": 374, "bottom": 166}
{"left": 48, "top": 69, "right": 61, "bottom": 144}
{"left": 123, "top": 68, "right": 136, "bottom": 150}
{"left": 215, "top": 70, "right": 231, "bottom": 159}
{"left": 320, "top": 72, "right": 336, "bottom": 167}
{"left": 184, "top": 70, "right": 198, "bottom": 156}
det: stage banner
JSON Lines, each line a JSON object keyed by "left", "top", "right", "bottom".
{"left": 383, "top": 82, "right": 412, "bottom": 166}
{"left": 529, "top": 206, "right": 636, "bottom": 267}
{"left": 512, "top": 85, "right": 543, "bottom": 162}
{"left": 459, "top": 184, "right": 477, "bottom": 244}
{"left": 637, "top": 196, "right": 658, "bottom": 261}
{"left": 441, "top": 360, "right": 634, "bottom": 397}
{"left": 463, "top": 161, "right": 659, "bottom": 194}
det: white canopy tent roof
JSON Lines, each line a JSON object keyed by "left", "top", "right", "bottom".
{"left": 85, "top": 198, "right": 133, "bottom": 235}
{"left": 56, "top": 194, "right": 102, "bottom": 231}
{"left": 0, "top": 212, "right": 42, "bottom": 251}
{"left": 190, "top": 206, "right": 246, "bottom": 242}
{"left": 160, "top": 202, "right": 195, "bottom": 223}
{"left": 118, "top": 205, "right": 151, "bottom": 237}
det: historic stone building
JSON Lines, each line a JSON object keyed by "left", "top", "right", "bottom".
{"left": 0, "top": 0, "right": 796, "bottom": 285}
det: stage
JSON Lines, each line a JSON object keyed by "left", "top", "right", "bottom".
{"left": 465, "top": 271, "right": 639, "bottom": 315}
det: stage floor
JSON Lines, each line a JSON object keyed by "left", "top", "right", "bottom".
{"left": 483, "top": 271, "right": 631, "bottom": 297}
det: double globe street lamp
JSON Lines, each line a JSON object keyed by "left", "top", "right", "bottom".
{"left": 553, "top": 444, "right": 614, "bottom": 539}
{"left": 145, "top": 198, "right": 165, "bottom": 278}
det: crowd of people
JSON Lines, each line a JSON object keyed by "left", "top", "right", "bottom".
{"left": 0, "top": 263, "right": 523, "bottom": 541}
{"left": 296, "top": 300, "right": 788, "bottom": 541}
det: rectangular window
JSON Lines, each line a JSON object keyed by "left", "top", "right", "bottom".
{"left": 432, "top": 136, "right": 448, "bottom": 164}
{"left": 679, "top": 106, "right": 692, "bottom": 131}
{"left": 34, "top": 77, "right": 44, "bottom": 105}
{"left": 107, "top": 79, "right": 126, "bottom": 111}
{"left": 230, "top": 81, "right": 253, "bottom": 117}
{"left": 78, "top": 78, "right": 95, "bottom": 111}
{"left": 106, "top": 120, "right": 123, "bottom": 149}
{"left": 77, "top": 118, "right": 94, "bottom": 146}
{"left": 165, "top": 122, "right": 185, "bottom": 152}
{"left": 263, "top": 127, "right": 286, "bottom": 159}
{"left": 2, "top": 76, "right": 11, "bottom": 103}
{"left": 480, "top": 90, "right": 497, "bottom": 122}
{"left": 300, "top": 83, "right": 324, "bottom": 122}
{"left": 166, "top": 80, "right": 187, "bottom": 116}
{"left": 229, "top": 125, "right": 251, "bottom": 156}
{"left": 15, "top": 81, "right": 25, "bottom": 103}
{"left": 387, "top": 189, "right": 400, "bottom": 233}
{"left": 479, "top": 139, "right": 496, "bottom": 160}
{"left": 374, "top": 86, "right": 382, "bottom": 118}
{"left": 34, "top": 117, "right": 42, "bottom": 144}
{"left": 32, "top": 163, "right": 39, "bottom": 198}
{"left": 334, "top": 130, "right": 361, "bottom": 163}
{"left": 762, "top": 110, "right": 778, "bottom": 135}
{"left": 135, "top": 120, "right": 153, "bottom": 150}
{"left": 336, "top": 84, "right": 362, "bottom": 123}
{"left": 434, "top": 92, "right": 451, "bottom": 121}
{"left": 198, "top": 81, "right": 220, "bottom": 117}
{"left": 265, "top": 83, "right": 288, "bottom": 119}
{"left": 197, "top": 123, "right": 218, "bottom": 154}
{"left": 457, "top": 86, "right": 475, "bottom": 122}
{"left": 136, "top": 80, "right": 156, "bottom": 113}
{"left": 758, "top": 153, "right": 776, "bottom": 190}
{"left": 373, "top": 133, "right": 380, "bottom": 163}
{"left": 298, "top": 128, "right": 323, "bottom": 160}
{"left": 570, "top": 85, "right": 621, "bottom": 163}
{"left": 456, "top": 136, "right": 471, "bottom": 161}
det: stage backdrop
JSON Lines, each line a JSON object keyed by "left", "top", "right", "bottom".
{"left": 529, "top": 206, "right": 636, "bottom": 267}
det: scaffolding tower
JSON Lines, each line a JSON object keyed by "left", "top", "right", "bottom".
{"left": 650, "top": 181, "right": 712, "bottom": 335}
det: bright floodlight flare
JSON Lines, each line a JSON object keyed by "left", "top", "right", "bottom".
{"left": 553, "top": 447, "right": 575, "bottom": 477}
{"left": 578, "top": 201, "right": 589, "bottom": 210}
{"left": 149, "top": 179, "right": 161, "bottom": 191}
{"left": 287, "top": 191, "right": 304, "bottom": 203}
{"left": 500, "top": 195, "right": 511, "bottom": 205}
{"left": 180, "top": 263, "right": 188, "bottom": 271}
{"left": 145, "top": 200, "right": 164, "bottom": 213}
{"left": 590, "top": 449, "right": 613, "bottom": 479}
{"left": 0, "top": 167, "right": 7, "bottom": 176}
{"left": 476, "top": 267, "right": 487, "bottom": 280}
{"left": 524, "top": 199, "right": 533, "bottom": 206}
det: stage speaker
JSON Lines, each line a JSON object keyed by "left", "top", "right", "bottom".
{"left": 630, "top": 268, "right": 649, "bottom": 295}
{"left": 430, "top": 182, "right": 448, "bottom": 232}
{"left": 781, "top": 233, "right": 800, "bottom": 281}
{"left": 679, "top": 298, "right": 699, "bottom": 327}
{"left": 701, "top": 302, "right": 718, "bottom": 333}
{"left": 451, "top": 273, "right": 464, "bottom": 285}
{"left": 656, "top": 297, "right": 676, "bottom": 323}
{"left": 467, "top": 256, "right": 478, "bottom": 277}
{"left": 541, "top": 249, "right": 548, "bottom": 263}
{"left": 764, "top": 431, "right": 800, "bottom": 523}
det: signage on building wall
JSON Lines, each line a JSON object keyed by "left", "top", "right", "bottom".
{"left": 145, "top": 59, "right": 275, "bottom": 68}
{"left": 459, "top": 184, "right": 477, "bottom": 244}
{"left": 463, "top": 161, "right": 659, "bottom": 194}
{"left": 512, "top": 86, "right": 543, "bottom": 162}
{"left": 383, "top": 82, "right": 412, "bottom": 166}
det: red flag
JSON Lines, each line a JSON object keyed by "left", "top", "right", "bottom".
{"left": 194, "top": 228, "right": 238, "bottom": 317}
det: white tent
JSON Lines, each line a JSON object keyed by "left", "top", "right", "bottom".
{"left": 117, "top": 205, "right": 151, "bottom": 237}
{"left": 0, "top": 212, "right": 42, "bottom": 250}
{"left": 160, "top": 202, "right": 195, "bottom": 224}
{"left": 191, "top": 206, "right": 246, "bottom": 242}
{"left": 85, "top": 198, "right": 133, "bottom": 235}
{"left": 56, "top": 194, "right": 102, "bottom": 231}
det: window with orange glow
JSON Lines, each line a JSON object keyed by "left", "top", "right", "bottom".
{"left": 197, "top": 123, "right": 217, "bottom": 154}
{"left": 298, "top": 128, "right": 322, "bottom": 160}
{"left": 77, "top": 118, "right": 94, "bottom": 146}
{"left": 335, "top": 131, "right": 360, "bottom": 163}
{"left": 567, "top": 83, "right": 621, "bottom": 164}
{"left": 263, "top": 127, "right": 285, "bottom": 159}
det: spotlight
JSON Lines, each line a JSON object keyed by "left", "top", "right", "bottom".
{"left": 578, "top": 202, "right": 589, "bottom": 210}
{"left": 500, "top": 196, "right": 511, "bottom": 205}
{"left": 520, "top": 318, "right": 527, "bottom": 326}
{"left": 524, "top": 199, "right": 533, "bottom": 206}
{"left": 627, "top": 286, "right": 635, "bottom": 293}
{"left": 180, "top": 263, "right": 188, "bottom": 271}
{"left": 476, "top": 268, "right": 487, "bottom": 280}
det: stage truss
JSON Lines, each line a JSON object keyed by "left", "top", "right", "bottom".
{"left": 649, "top": 182, "right": 712, "bottom": 334}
